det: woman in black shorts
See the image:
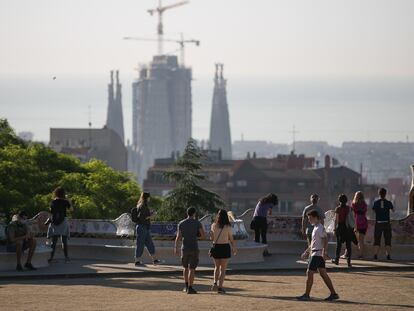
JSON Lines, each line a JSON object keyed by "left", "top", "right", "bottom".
{"left": 210, "top": 209, "right": 237, "bottom": 294}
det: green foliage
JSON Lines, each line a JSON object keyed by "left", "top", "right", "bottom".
{"left": 0, "top": 118, "right": 143, "bottom": 220}
{"left": 158, "top": 139, "right": 224, "bottom": 221}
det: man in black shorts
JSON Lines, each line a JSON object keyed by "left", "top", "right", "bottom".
{"left": 297, "top": 210, "right": 338, "bottom": 301}
{"left": 372, "top": 188, "right": 394, "bottom": 260}
{"left": 175, "top": 207, "right": 206, "bottom": 294}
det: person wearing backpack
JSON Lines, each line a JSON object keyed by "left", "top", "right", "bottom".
{"left": 131, "top": 192, "right": 160, "bottom": 266}
{"left": 47, "top": 187, "right": 71, "bottom": 263}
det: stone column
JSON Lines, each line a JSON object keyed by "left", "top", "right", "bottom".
{"left": 408, "top": 165, "right": 414, "bottom": 215}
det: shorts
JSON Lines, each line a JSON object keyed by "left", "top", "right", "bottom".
{"left": 374, "top": 223, "right": 392, "bottom": 246}
{"left": 6, "top": 240, "right": 29, "bottom": 253}
{"left": 308, "top": 255, "right": 325, "bottom": 271}
{"left": 212, "top": 243, "right": 231, "bottom": 259}
{"left": 182, "top": 249, "right": 199, "bottom": 269}
{"left": 357, "top": 228, "right": 367, "bottom": 235}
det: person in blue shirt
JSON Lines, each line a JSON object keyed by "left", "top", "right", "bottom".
{"left": 372, "top": 188, "right": 394, "bottom": 260}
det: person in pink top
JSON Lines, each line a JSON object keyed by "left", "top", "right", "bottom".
{"left": 351, "top": 191, "right": 368, "bottom": 259}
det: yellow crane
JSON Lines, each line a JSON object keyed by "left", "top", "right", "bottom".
{"left": 147, "top": 0, "right": 189, "bottom": 55}
{"left": 124, "top": 33, "right": 199, "bottom": 66}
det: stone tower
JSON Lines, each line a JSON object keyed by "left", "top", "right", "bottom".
{"left": 209, "top": 63, "right": 232, "bottom": 159}
{"left": 106, "top": 70, "right": 125, "bottom": 144}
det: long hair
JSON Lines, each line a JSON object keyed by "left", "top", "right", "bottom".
{"left": 138, "top": 192, "right": 150, "bottom": 207}
{"left": 259, "top": 193, "right": 278, "bottom": 205}
{"left": 53, "top": 187, "right": 66, "bottom": 199}
{"left": 352, "top": 191, "right": 365, "bottom": 205}
{"left": 214, "top": 209, "right": 231, "bottom": 229}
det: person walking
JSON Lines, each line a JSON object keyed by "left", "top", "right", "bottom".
{"left": 332, "top": 194, "right": 355, "bottom": 267}
{"left": 210, "top": 209, "right": 237, "bottom": 294}
{"left": 302, "top": 194, "right": 325, "bottom": 246}
{"left": 175, "top": 207, "right": 206, "bottom": 294}
{"left": 351, "top": 191, "right": 368, "bottom": 259}
{"left": 251, "top": 193, "right": 278, "bottom": 256}
{"left": 131, "top": 192, "right": 160, "bottom": 266}
{"left": 297, "top": 210, "right": 339, "bottom": 301}
{"left": 372, "top": 188, "right": 394, "bottom": 260}
{"left": 47, "top": 187, "right": 71, "bottom": 263}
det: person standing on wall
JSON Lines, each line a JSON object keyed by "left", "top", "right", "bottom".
{"left": 131, "top": 192, "right": 160, "bottom": 266}
{"left": 175, "top": 207, "right": 206, "bottom": 294}
{"left": 251, "top": 193, "right": 278, "bottom": 256}
{"left": 47, "top": 187, "right": 71, "bottom": 263}
{"left": 372, "top": 188, "right": 394, "bottom": 260}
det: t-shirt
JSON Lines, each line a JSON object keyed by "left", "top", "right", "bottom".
{"left": 178, "top": 218, "right": 202, "bottom": 251}
{"left": 302, "top": 204, "right": 325, "bottom": 234}
{"left": 372, "top": 199, "right": 394, "bottom": 223}
{"left": 352, "top": 202, "right": 368, "bottom": 230}
{"left": 310, "top": 223, "right": 327, "bottom": 256}
{"left": 253, "top": 202, "right": 273, "bottom": 218}
{"left": 7, "top": 221, "right": 28, "bottom": 242}
{"left": 51, "top": 198, "right": 70, "bottom": 225}
{"left": 211, "top": 223, "right": 233, "bottom": 244}
{"left": 335, "top": 205, "right": 350, "bottom": 224}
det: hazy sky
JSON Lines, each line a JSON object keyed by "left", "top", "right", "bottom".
{"left": 1, "top": 0, "right": 414, "bottom": 77}
{"left": 1, "top": 0, "right": 414, "bottom": 145}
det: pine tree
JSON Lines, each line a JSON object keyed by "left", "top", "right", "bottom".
{"left": 160, "top": 139, "right": 224, "bottom": 221}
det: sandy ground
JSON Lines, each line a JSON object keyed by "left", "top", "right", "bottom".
{"left": 0, "top": 270, "right": 413, "bottom": 311}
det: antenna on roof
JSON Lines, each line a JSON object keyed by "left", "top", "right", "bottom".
{"left": 289, "top": 125, "right": 299, "bottom": 153}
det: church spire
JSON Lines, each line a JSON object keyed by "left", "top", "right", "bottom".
{"left": 106, "top": 70, "right": 125, "bottom": 144}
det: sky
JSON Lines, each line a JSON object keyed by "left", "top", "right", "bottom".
{"left": 1, "top": 0, "right": 414, "bottom": 144}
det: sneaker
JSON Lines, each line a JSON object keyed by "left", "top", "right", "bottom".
{"left": 340, "top": 254, "right": 347, "bottom": 259}
{"left": 217, "top": 287, "right": 226, "bottom": 294}
{"left": 183, "top": 286, "right": 188, "bottom": 293}
{"left": 153, "top": 259, "right": 160, "bottom": 265}
{"left": 134, "top": 261, "right": 143, "bottom": 266}
{"left": 24, "top": 263, "right": 37, "bottom": 271}
{"left": 211, "top": 283, "right": 218, "bottom": 291}
{"left": 187, "top": 287, "right": 197, "bottom": 294}
{"left": 324, "top": 293, "right": 339, "bottom": 301}
{"left": 296, "top": 294, "right": 311, "bottom": 301}
{"left": 331, "top": 259, "right": 339, "bottom": 265}
{"left": 373, "top": 255, "right": 378, "bottom": 260}
{"left": 16, "top": 264, "right": 23, "bottom": 271}
{"left": 386, "top": 255, "right": 392, "bottom": 260}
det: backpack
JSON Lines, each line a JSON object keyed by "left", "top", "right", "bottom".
{"left": 131, "top": 207, "right": 139, "bottom": 223}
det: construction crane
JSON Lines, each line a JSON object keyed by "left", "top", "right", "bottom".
{"left": 124, "top": 33, "right": 199, "bottom": 66}
{"left": 147, "top": 0, "right": 189, "bottom": 55}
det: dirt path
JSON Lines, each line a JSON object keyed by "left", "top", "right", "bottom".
{"left": 1, "top": 270, "right": 413, "bottom": 311}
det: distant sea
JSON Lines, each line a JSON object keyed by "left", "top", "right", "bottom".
{"left": 0, "top": 74, "right": 413, "bottom": 145}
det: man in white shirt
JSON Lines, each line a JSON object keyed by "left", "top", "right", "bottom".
{"left": 297, "top": 210, "right": 339, "bottom": 302}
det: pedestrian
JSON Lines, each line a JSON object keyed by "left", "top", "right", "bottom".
{"left": 6, "top": 211, "right": 37, "bottom": 271}
{"left": 301, "top": 194, "right": 325, "bottom": 246}
{"left": 210, "top": 209, "right": 237, "bottom": 294}
{"left": 174, "top": 207, "right": 206, "bottom": 294}
{"left": 297, "top": 210, "right": 339, "bottom": 301}
{"left": 47, "top": 187, "right": 71, "bottom": 263}
{"left": 250, "top": 193, "right": 278, "bottom": 256}
{"left": 351, "top": 191, "right": 368, "bottom": 259}
{"left": 332, "top": 194, "right": 355, "bottom": 267}
{"left": 372, "top": 188, "right": 394, "bottom": 260}
{"left": 131, "top": 192, "right": 160, "bottom": 266}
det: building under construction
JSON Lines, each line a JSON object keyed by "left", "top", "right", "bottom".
{"left": 130, "top": 55, "right": 192, "bottom": 184}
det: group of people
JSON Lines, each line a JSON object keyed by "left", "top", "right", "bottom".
{"left": 5, "top": 186, "right": 396, "bottom": 300}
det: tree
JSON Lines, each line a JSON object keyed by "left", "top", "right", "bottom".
{"left": 0, "top": 119, "right": 144, "bottom": 220}
{"left": 159, "top": 139, "right": 224, "bottom": 221}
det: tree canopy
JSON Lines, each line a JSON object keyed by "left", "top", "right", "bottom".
{"left": 158, "top": 139, "right": 224, "bottom": 221}
{"left": 0, "top": 119, "right": 143, "bottom": 220}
